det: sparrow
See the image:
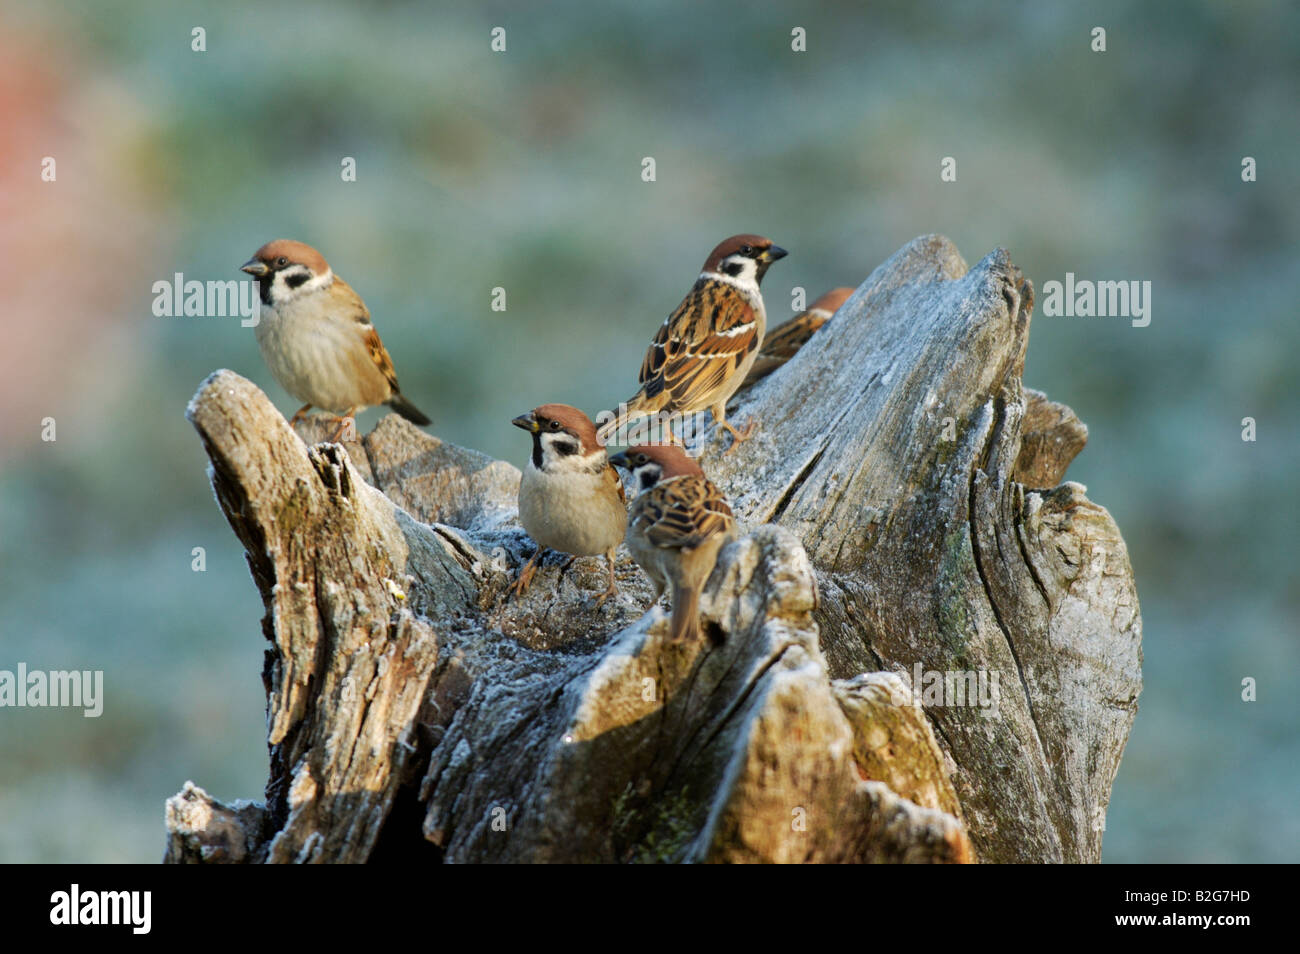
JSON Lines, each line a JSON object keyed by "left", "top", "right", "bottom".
{"left": 510, "top": 404, "right": 627, "bottom": 603}
{"left": 740, "top": 286, "right": 855, "bottom": 387}
{"left": 239, "top": 239, "right": 431, "bottom": 441}
{"left": 609, "top": 444, "right": 736, "bottom": 643}
{"left": 598, "top": 234, "right": 787, "bottom": 451}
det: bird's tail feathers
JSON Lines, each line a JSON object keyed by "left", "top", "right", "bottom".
{"left": 596, "top": 392, "right": 661, "bottom": 444}
{"left": 668, "top": 582, "right": 701, "bottom": 643}
{"left": 387, "top": 392, "right": 431, "bottom": 427}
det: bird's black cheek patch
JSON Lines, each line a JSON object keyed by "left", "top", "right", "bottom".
{"left": 285, "top": 272, "right": 309, "bottom": 289}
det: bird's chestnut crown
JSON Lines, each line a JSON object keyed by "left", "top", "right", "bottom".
{"left": 702, "top": 233, "right": 788, "bottom": 284}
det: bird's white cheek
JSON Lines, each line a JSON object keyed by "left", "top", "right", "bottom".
{"left": 270, "top": 268, "right": 333, "bottom": 304}
{"left": 540, "top": 441, "right": 606, "bottom": 475}
{"left": 539, "top": 433, "right": 580, "bottom": 464}
{"left": 271, "top": 270, "right": 299, "bottom": 300}
{"left": 703, "top": 266, "right": 762, "bottom": 304}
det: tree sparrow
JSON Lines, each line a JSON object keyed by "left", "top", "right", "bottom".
{"left": 240, "top": 239, "right": 431, "bottom": 441}
{"left": 598, "top": 234, "right": 787, "bottom": 451}
{"left": 511, "top": 404, "right": 628, "bottom": 603}
{"left": 741, "top": 286, "right": 855, "bottom": 387}
{"left": 609, "top": 444, "right": 736, "bottom": 643}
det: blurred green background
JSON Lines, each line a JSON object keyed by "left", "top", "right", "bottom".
{"left": 1, "top": 0, "right": 1296, "bottom": 862}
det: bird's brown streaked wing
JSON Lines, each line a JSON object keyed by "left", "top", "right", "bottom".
{"left": 330, "top": 276, "right": 373, "bottom": 325}
{"left": 638, "top": 283, "right": 759, "bottom": 410}
{"left": 638, "top": 314, "right": 672, "bottom": 387}
{"left": 742, "top": 354, "right": 782, "bottom": 383}
{"left": 695, "top": 478, "right": 735, "bottom": 536}
{"left": 332, "top": 277, "right": 402, "bottom": 393}
{"left": 362, "top": 327, "right": 401, "bottom": 392}
{"left": 634, "top": 475, "right": 733, "bottom": 552}
{"left": 604, "top": 461, "right": 627, "bottom": 505}
{"left": 761, "top": 309, "right": 827, "bottom": 360}
{"left": 742, "top": 310, "right": 827, "bottom": 385}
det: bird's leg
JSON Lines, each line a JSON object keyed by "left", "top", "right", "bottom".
{"left": 592, "top": 550, "right": 619, "bottom": 605}
{"left": 715, "top": 406, "right": 756, "bottom": 455}
{"left": 509, "top": 546, "right": 545, "bottom": 598}
{"left": 658, "top": 413, "right": 685, "bottom": 447}
{"left": 289, "top": 404, "right": 314, "bottom": 427}
{"left": 327, "top": 408, "right": 359, "bottom": 443}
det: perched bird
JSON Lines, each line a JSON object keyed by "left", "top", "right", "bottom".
{"left": 741, "top": 286, "right": 855, "bottom": 387}
{"left": 598, "top": 234, "right": 787, "bottom": 451}
{"left": 511, "top": 404, "right": 627, "bottom": 603}
{"left": 609, "top": 444, "right": 735, "bottom": 643}
{"left": 240, "top": 239, "right": 431, "bottom": 441}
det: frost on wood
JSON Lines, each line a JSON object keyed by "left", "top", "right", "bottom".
{"left": 167, "top": 235, "right": 1141, "bottom": 864}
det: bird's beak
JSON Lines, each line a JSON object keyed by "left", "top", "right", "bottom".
{"left": 607, "top": 451, "right": 630, "bottom": 470}
{"left": 240, "top": 258, "right": 269, "bottom": 277}
{"left": 512, "top": 412, "right": 539, "bottom": 433}
{"left": 761, "top": 246, "right": 788, "bottom": 263}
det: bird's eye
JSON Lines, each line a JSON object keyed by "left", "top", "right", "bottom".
{"left": 636, "top": 454, "right": 647, "bottom": 464}
{"left": 740, "top": 244, "right": 754, "bottom": 256}
{"left": 549, "top": 420, "right": 562, "bottom": 431}
{"left": 275, "top": 256, "right": 288, "bottom": 267}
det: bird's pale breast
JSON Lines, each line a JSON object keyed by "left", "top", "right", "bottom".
{"left": 255, "top": 299, "right": 391, "bottom": 412}
{"left": 518, "top": 464, "right": 626, "bottom": 556}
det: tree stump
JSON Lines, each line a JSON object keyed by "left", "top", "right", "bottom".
{"left": 165, "top": 235, "right": 1141, "bottom": 864}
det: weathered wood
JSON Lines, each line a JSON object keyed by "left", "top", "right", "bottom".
{"left": 1014, "top": 389, "right": 1089, "bottom": 488}
{"left": 708, "top": 236, "right": 1141, "bottom": 862}
{"left": 166, "top": 235, "right": 1141, "bottom": 864}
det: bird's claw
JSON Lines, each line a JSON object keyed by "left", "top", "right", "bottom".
{"left": 508, "top": 551, "right": 542, "bottom": 599}
{"left": 721, "top": 418, "right": 756, "bottom": 455}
